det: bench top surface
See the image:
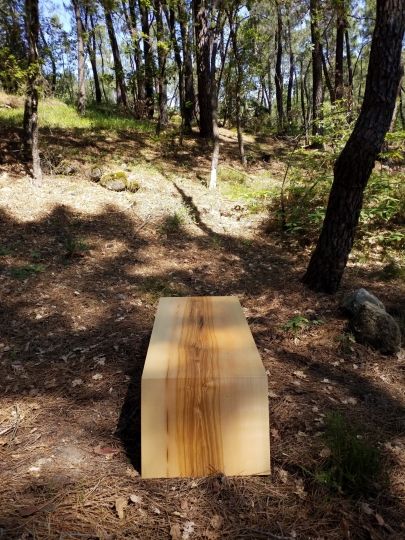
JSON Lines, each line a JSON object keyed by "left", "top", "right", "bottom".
{"left": 143, "top": 296, "right": 265, "bottom": 380}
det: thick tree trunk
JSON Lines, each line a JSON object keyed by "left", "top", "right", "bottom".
{"left": 72, "top": 0, "right": 86, "bottom": 114}
{"left": 103, "top": 5, "right": 127, "bottom": 106}
{"left": 194, "top": 0, "right": 213, "bottom": 138}
{"left": 335, "top": 9, "right": 345, "bottom": 100}
{"left": 23, "top": 0, "right": 42, "bottom": 186}
{"left": 155, "top": 0, "right": 168, "bottom": 133}
{"left": 88, "top": 14, "right": 102, "bottom": 104}
{"left": 302, "top": 0, "right": 405, "bottom": 293}
{"left": 274, "top": 1, "right": 284, "bottom": 132}
{"left": 310, "top": 0, "right": 323, "bottom": 135}
{"left": 178, "top": 0, "right": 195, "bottom": 132}
{"left": 139, "top": 0, "right": 154, "bottom": 118}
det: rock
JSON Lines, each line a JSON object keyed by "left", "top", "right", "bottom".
{"left": 104, "top": 179, "right": 126, "bottom": 192}
{"left": 342, "top": 288, "right": 385, "bottom": 315}
{"left": 90, "top": 167, "right": 103, "bottom": 182}
{"left": 350, "top": 301, "right": 401, "bottom": 355}
{"left": 55, "top": 159, "right": 77, "bottom": 175}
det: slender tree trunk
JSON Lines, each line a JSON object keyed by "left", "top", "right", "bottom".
{"left": 229, "top": 10, "right": 246, "bottom": 167}
{"left": 310, "top": 0, "right": 323, "bottom": 135}
{"left": 286, "top": 17, "right": 295, "bottom": 126}
{"left": 166, "top": 5, "right": 184, "bottom": 130}
{"left": 155, "top": 0, "right": 168, "bottom": 133}
{"left": 103, "top": 2, "right": 127, "bottom": 106}
{"left": 88, "top": 14, "right": 102, "bottom": 103}
{"left": 302, "top": 0, "right": 405, "bottom": 293}
{"left": 72, "top": 0, "right": 86, "bottom": 114}
{"left": 335, "top": 7, "right": 345, "bottom": 100}
{"left": 274, "top": 1, "right": 284, "bottom": 132}
{"left": 39, "top": 27, "right": 57, "bottom": 93}
{"left": 139, "top": 0, "right": 154, "bottom": 118}
{"left": 345, "top": 29, "right": 353, "bottom": 114}
{"left": 321, "top": 45, "right": 335, "bottom": 103}
{"left": 178, "top": 0, "right": 195, "bottom": 132}
{"left": 23, "top": 0, "right": 42, "bottom": 186}
{"left": 209, "top": 18, "right": 221, "bottom": 189}
{"left": 124, "top": 0, "right": 145, "bottom": 104}
{"left": 389, "top": 69, "right": 403, "bottom": 131}
{"left": 400, "top": 86, "right": 405, "bottom": 129}
{"left": 194, "top": 0, "right": 213, "bottom": 138}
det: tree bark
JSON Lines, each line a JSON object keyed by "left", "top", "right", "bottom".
{"left": 229, "top": 8, "right": 246, "bottom": 167}
{"left": 335, "top": 6, "right": 346, "bottom": 100}
{"left": 155, "top": 0, "right": 168, "bottom": 133}
{"left": 321, "top": 44, "right": 335, "bottom": 103}
{"left": 39, "top": 26, "right": 57, "bottom": 94}
{"left": 23, "top": 0, "right": 42, "bottom": 186}
{"left": 103, "top": 2, "right": 127, "bottom": 106}
{"left": 139, "top": 0, "right": 154, "bottom": 118}
{"left": 193, "top": 0, "right": 213, "bottom": 138}
{"left": 286, "top": 17, "right": 294, "bottom": 125}
{"left": 274, "top": 1, "right": 284, "bottom": 132}
{"left": 72, "top": 0, "right": 86, "bottom": 114}
{"left": 302, "top": 0, "right": 405, "bottom": 293}
{"left": 310, "top": 0, "right": 323, "bottom": 135}
{"left": 178, "top": 0, "right": 195, "bottom": 132}
{"left": 124, "top": 0, "right": 145, "bottom": 103}
{"left": 88, "top": 14, "right": 102, "bottom": 103}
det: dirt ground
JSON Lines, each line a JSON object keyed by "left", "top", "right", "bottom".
{"left": 0, "top": 124, "right": 404, "bottom": 540}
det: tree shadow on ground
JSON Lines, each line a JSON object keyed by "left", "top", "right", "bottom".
{"left": 0, "top": 201, "right": 404, "bottom": 538}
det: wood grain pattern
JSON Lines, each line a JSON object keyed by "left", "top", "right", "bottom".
{"left": 141, "top": 296, "right": 270, "bottom": 478}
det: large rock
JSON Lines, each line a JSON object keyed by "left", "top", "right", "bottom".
{"left": 350, "top": 301, "right": 401, "bottom": 355}
{"left": 104, "top": 179, "right": 126, "bottom": 192}
{"left": 342, "top": 288, "right": 385, "bottom": 315}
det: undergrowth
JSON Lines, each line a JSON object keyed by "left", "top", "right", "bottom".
{"left": 316, "top": 412, "right": 382, "bottom": 497}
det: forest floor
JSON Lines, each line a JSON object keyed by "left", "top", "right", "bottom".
{"left": 0, "top": 99, "right": 404, "bottom": 540}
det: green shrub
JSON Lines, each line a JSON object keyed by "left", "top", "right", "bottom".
{"left": 10, "top": 264, "right": 45, "bottom": 279}
{"left": 159, "top": 211, "right": 185, "bottom": 235}
{"left": 316, "top": 412, "right": 382, "bottom": 496}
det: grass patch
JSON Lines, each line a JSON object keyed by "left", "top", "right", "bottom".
{"left": 0, "top": 97, "right": 155, "bottom": 133}
{"left": 139, "top": 277, "right": 181, "bottom": 302}
{"left": 159, "top": 212, "right": 185, "bottom": 235}
{"left": 63, "top": 236, "right": 90, "bottom": 258}
{"left": 316, "top": 412, "right": 382, "bottom": 497}
{"left": 10, "top": 263, "right": 45, "bottom": 279}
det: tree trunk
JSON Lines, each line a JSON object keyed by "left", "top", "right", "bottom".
{"left": 400, "top": 86, "right": 405, "bottom": 129}
{"left": 345, "top": 29, "right": 353, "bottom": 115}
{"left": 274, "top": 1, "right": 284, "bottom": 132}
{"left": 310, "top": 0, "right": 323, "bottom": 135}
{"left": 166, "top": 5, "right": 184, "bottom": 131}
{"left": 302, "top": 0, "right": 405, "bottom": 293}
{"left": 39, "top": 27, "right": 57, "bottom": 94}
{"left": 229, "top": 9, "right": 246, "bottom": 167}
{"left": 23, "top": 0, "right": 42, "bottom": 186}
{"left": 124, "top": 0, "right": 145, "bottom": 103}
{"left": 88, "top": 14, "right": 102, "bottom": 103}
{"left": 193, "top": 0, "right": 213, "bottom": 138}
{"left": 321, "top": 45, "right": 335, "bottom": 103}
{"left": 139, "top": 0, "right": 154, "bottom": 118}
{"left": 72, "top": 0, "right": 86, "bottom": 114}
{"left": 178, "top": 0, "right": 195, "bottom": 132}
{"left": 286, "top": 17, "right": 294, "bottom": 126}
{"left": 335, "top": 7, "right": 345, "bottom": 100}
{"left": 155, "top": 0, "right": 168, "bottom": 133}
{"left": 103, "top": 2, "right": 127, "bottom": 106}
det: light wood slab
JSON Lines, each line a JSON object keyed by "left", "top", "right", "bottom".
{"left": 141, "top": 296, "right": 270, "bottom": 478}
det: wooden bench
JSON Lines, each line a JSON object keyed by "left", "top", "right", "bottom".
{"left": 141, "top": 296, "right": 270, "bottom": 478}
